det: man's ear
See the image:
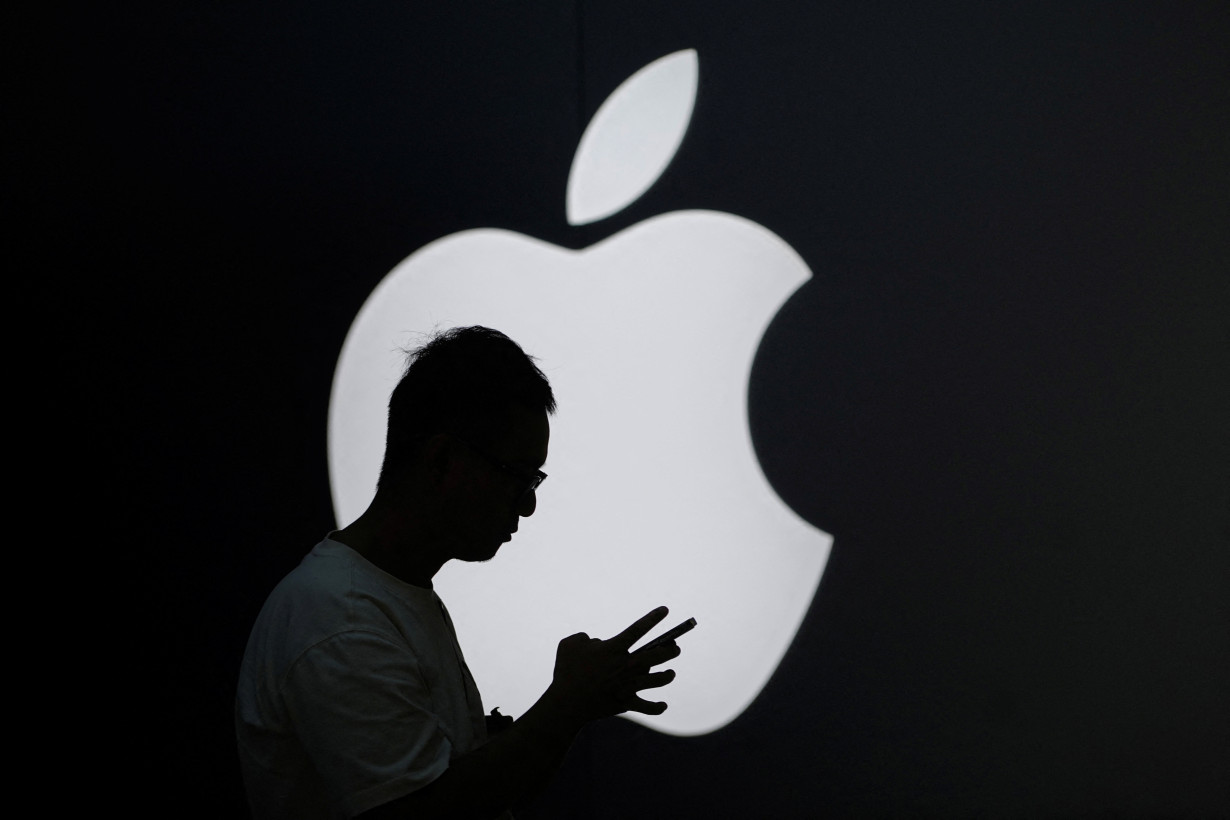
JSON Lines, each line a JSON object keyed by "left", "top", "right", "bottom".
{"left": 422, "top": 433, "right": 462, "bottom": 489}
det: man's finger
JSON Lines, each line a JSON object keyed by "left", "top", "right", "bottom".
{"left": 607, "top": 606, "right": 669, "bottom": 650}
{"left": 623, "top": 696, "right": 668, "bottom": 716}
{"left": 629, "top": 669, "right": 676, "bottom": 692}
{"left": 627, "top": 641, "right": 681, "bottom": 670}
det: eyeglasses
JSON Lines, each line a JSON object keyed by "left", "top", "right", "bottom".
{"left": 459, "top": 438, "right": 547, "bottom": 497}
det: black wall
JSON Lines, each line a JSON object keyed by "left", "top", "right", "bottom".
{"left": 45, "top": 2, "right": 1228, "bottom": 816}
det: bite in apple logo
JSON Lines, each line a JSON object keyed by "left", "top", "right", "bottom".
{"left": 329, "top": 50, "right": 832, "bottom": 736}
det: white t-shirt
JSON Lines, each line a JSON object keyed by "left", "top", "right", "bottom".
{"left": 236, "top": 536, "right": 488, "bottom": 819}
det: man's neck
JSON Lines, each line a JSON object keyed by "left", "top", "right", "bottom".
{"left": 334, "top": 503, "right": 445, "bottom": 589}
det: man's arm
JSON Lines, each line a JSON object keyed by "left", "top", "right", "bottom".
{"left": 358, "top": 606, "right": 681, "bottom": 820}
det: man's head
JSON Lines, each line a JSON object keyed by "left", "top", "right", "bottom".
{"left": 377, "top": 326, "right": 555, "bottom": 560}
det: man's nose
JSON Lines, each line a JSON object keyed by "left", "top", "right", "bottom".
{"left": 517, "top": 487, "right": 537, "bottom": 517}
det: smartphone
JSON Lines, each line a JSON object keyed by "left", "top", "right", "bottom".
{"left": 637, "top": 617, "right": 697, "bottom": 653}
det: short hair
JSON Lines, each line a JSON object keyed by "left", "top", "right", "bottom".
{"left": 378, "top": 326, "right": 555, "bottom": 489}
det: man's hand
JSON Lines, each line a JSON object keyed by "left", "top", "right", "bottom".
{"left": 547, "top": 606, "right": 682, "bottom": 725}
{"left": 358, "top": 607, "right": 683, "bottom": 819}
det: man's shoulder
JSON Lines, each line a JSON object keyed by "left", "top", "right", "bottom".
{"left": 257, "top": 539, "right": 356, "bottom": 623}
{"left": 272, "top": 537, "right": 356, "bottom": 596}
{"left": 250, "top": 537, "right": 436, "bottom": 662}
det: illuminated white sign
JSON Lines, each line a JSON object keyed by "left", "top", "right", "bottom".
{"left": 329, "top": 50, "right": 832, "bottom": 736}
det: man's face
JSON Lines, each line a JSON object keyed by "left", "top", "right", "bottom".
{"left": 445, "top": 404, "right": 550, "bottom": 563}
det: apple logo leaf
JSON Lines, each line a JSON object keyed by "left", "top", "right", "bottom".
{"left": 566, "top": 49, "right": 698, "bottom": 226}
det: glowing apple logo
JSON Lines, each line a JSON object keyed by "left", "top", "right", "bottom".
{"left": 329, "top": 50, "right": 832, "bottom": 736}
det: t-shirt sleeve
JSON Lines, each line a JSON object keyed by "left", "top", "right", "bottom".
{"left": 283, "top": 629, "right": 452, "bottom": 817}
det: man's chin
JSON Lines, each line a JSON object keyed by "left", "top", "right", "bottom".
{"left": 458, "top": 539, "right": 507, "bottom": 564}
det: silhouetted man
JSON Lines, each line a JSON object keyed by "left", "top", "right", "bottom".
{"left": 236, "top": 326, "right": 680, "bottom": 819}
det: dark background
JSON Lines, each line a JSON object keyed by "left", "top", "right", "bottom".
{"left": 42, "top": 2, "right": 1228, "bottom": 816}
